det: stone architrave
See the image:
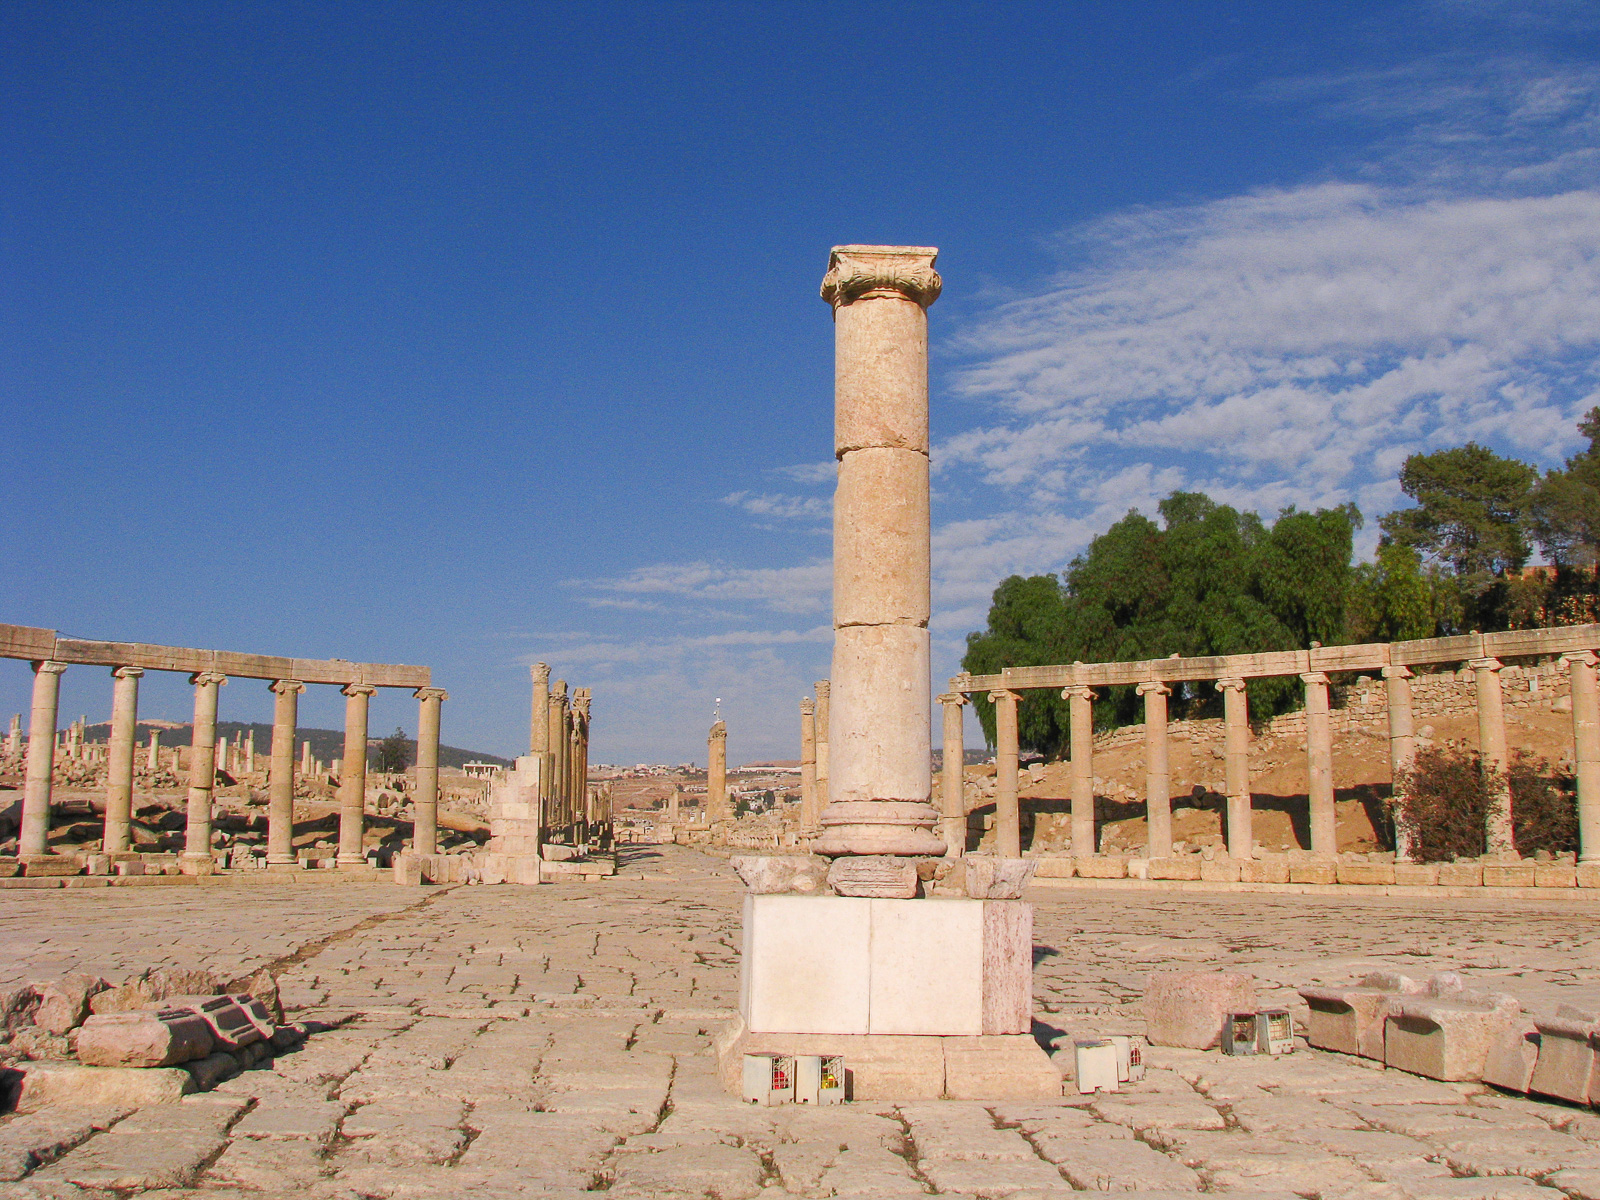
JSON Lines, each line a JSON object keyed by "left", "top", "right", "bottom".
{"left": 937, "top": 690, "right": 966, "bottom": 857}
{"left": 337, "top": 683, "right": 376, "bottom": 866}
{"left": 799, "top": 697, "right": 818, "bottom": 837}
{"left": 1136, "top": 681, "right": 1172, "bottom": 858}
{"left": 1302, "top": 672, "right": 1335, "bottom": 855}
{"left": 1065, "top": 684, "right": 1097, "bottom": 858}
{"left": 103, "top": 667, "right": 143, "bottom": 855}
{"left": 1472, "top": 658, "right": 1514, "bottom": 855}
{"left": 989, "top": 689, "right": 1022, "bottom": 858}
{"left": 813, "top": 679, "right": 830, "bottom": 820}
{"left": 266, "top": 680, "right": 305, "bottom": 866}
{"left": 708, "top": 718, "right": 729, "bottom": 826}
{"left": 813, "top": 245, "right": 944, "bottom": 859}
{"left": 529, "top": 662, "right": 550, "bottom": 756}
{"left": 1383, "top": 663, "right": 1416, "bottom": 861}
{"left": 414, "top": 687, "right": 447, "bottom": 856}
{"left": 1562, "top": 651, "right": 1600, "bottom": 863}
{"left": 182, "top": 672, "right": 227, "bottom": 871}
{"left": 20, "top": 660, "right": 67, "bottom": 857}
{"left": 1217, "top": 678, "right": 1252, "bottom": 859}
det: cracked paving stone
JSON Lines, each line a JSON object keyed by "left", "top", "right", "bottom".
{"left": 1432, "top": 1126, "right": 1600, "bottom": 1177}
{"left": 608, "top": 1143, "right": 765, "bottom": 1198}
{"left": 915, "top": 1154, "right": 1076, "bottom": 1196}
{"left": 202, "top": 1136, "right": 332, "bottom": 1190}
{"left": 1152, "top": 1130, "right": 1376, "bottom": 1194}
{"left": 1087, "top": 1095, "right": 1226, "bottom": 1131}
{"left": 1038, "top": 1137, "right": 1200, "bottom": 1191}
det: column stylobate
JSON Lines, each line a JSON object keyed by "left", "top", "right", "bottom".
{"left": 183, "top": 671, "right": 227, "bottom": 871}
{"left": 989, "top": 689, "right": 1022, "bottom": 859}
{"left": 266, "top": 680, "right": 305, "bottom": 866}
{"left": 415, "top": 687, "right": 448, "bottom": 856}
{"left": 1383, "top": 664, "right": 1416, "bottom": 862}
{"left": 814, "top": 245, "right": 945, "bottom": 858}
{"left": 20, "top": 661, "right": 67, "bottom": 857}
{"left": 937, "top": 690, "right": 967, "bottom": 858}
{"left": 1472, "top": 657, "right": 1514, "bottom": 856}
{"left": 1216, "top": 678, "right": 1252, "bottom": 860}
{"left": 337, "top": 683, "right": 377, "bottom": 866}
{"left": 1561, "top": 652, "right": 1600, "bottom": 864}
{"left": 798, "top": 698, "right": 818, "bottom": 838}
{"left": 104, "top": 666, "right": 144, "bottom": 855}
{"left": 1302, "top": 672, "right": 1335, "bottom": 855}
{"left": 1137, "top": 681, "right": 1172, "bottom": 858}
{"left": 530, "top": 662, "right": 550, "bottom": 756}
{"left": 1064, "top": 684, "right": 1096, "bottom": 859}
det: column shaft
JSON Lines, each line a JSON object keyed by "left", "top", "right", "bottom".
{"left": 1066, "top": 686, "right": 1096, "bottom": 858}
{"left": 1303, "top": 672, "right": 1335, "bottom": 855}
{"left": 104, "top": 667, "right": 143, "bottom": 854}
{"left": 813, "top": 679, "right": 830, "bottom": 809}
{"left": 1564, "top": 652, "right": 1600, "bottom": 863}
{"left": 337, "top": 685, "right": 375, "bottom": 865}
{"left": 1384, "top": 664, "right": 1416, "bottom": 861}
{"left": 1219, "top": 679, "right": 1252, "bottom": 859}
{"left": 1471, "top": 658, "right": 1514, "bottom": 855}
{"left": 799, "top": 698, "right": 818, "bottom": 836}
{"left": 708, "top": 720, "right": 728, "bottom": 825}
{"left": 990, "top": 689, "right": 1022, "bottom": 858}
{"left": 938, "top": 693, "right": 966, "bottom": 857}
{"left": 20, "top": 661, "right": 67, "bottom": 856}
{"left": 267, "top": 680, "right": 304, "bottom": 865}
{"left": 415, "top": 688, "right": 447, "bottom": 856}
{"left": 1138, "top": 682, "right": 1172, "bottom": 857}
{"left": 548, "top": 682, "right": 568, "bottom": 828}
{"left": 530, "top": 663, "right": 550, "bottom": 755}
{"left": 183, "top": 672, "right": 226, "bottom": 869}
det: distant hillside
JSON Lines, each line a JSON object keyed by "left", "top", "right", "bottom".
{"left": 83, "top": 721, "right": 512, "bottom": 771}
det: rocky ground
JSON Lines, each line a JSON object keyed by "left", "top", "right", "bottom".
{"left": 1, "top": 845, "right": 1599, "bottom": 1197}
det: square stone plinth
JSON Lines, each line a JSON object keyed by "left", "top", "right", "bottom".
{"left": 738, "top": 895, "right": 1030, "bottom": 1037}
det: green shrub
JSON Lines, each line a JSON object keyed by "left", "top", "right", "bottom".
{"left": 1508, "top": 750, "right": 1578, "bottom": 855}
{"left": 1394, "top": 744, "right": 1490, "bottom": 862}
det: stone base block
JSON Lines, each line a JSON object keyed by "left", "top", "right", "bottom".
{"left": 1535, "top": 863, "right": 1577, "bottom": 888}
{"left": 1200, "top": 859, "right": 1241, "bottom": 883}
{"left": 1075, "top": 856, "right": 1126, "bottom": 879}
{"left": 1579, "top": 862, "right": 1600, "bottom": 888}
{"left": 1289, "top": 860, "right": 1336, "bottom": 885}
{"left": 541, "top": 858, "right": 615, "bottom": 878}
{"left": 1384, "top": 996, "right": 1522, "bottom": 1081}
{"left": 480, "top": 854, "right": 542, "bottom": 885}
{"left": 1337, "top": 861, "right": 1396, "bottom": 886}
{"left": 1031, "top": 857, "right": 1075, "bottom": 879}
{"left": 21, "top": 855, "right": 80, "bottom": 878}
{"left": 714, "top": 1017, "right": 1060, "bottom": 1101}
{"left": 1394, "top": 863, "right": 1440, "bottom": 886}
{"left": 1437, "top": 862, "right": 1483, "bottom": 887}
{"left": 1239, "top": 857, "right": 1290, "bottom": 884}
{"left": 1529, "top": 1015, "right": 1599, "bottom": 1104}
{"left": 1482, "top": 1017, "right": 1541, "bottom": 1094}
{"left": 1148, "top": 857, "right": 1202, "bottom": 880}
{"left": 739, "top": 895, "right": 1030, "bottom": 1037}
{"left": 1483, "top": 863, "right": 1536, "bottom": 887}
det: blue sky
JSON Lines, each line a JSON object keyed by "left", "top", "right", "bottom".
{"left": 4, "top": 1, "right": 1599, "bottom": 764}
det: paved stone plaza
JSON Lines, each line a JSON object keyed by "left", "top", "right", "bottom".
{"left": 5, "top": 845, "right": 1600, "bottom": 1198}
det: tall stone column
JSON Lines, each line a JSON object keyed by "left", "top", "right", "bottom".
{"left": 1561, "top": 651, "right": 1600, "bottom": 863}
{"left": 1383, "top": 664, "right": 1416, "bottom": 861}
{"left": 414, "top": 687, "right": 447, "bottom": 856}
{"left": 1218, "top": 678, "right": 1252, "bottom": 859}
{"left": 814, "top": 244, "right": 944, "bottom": 859}
{"left": 813, "top": 679, "right": 830, "bottom": 823}
{"left": 20, "top": 661, "right": 67, "bottom": 857}
{"left": 244, "top": 733, "right": 254, "bottom": 775}
{"left": 574, "top": 689, "right": 592, "bottom": 836}
{"left": 265, "top": 680, "right": 305, "bottom": 866}
{"left": 989, "top": 689, "right": 1022, "bottom": 858}
{"left": 708, "top": 719, "right": 729, "bottom": 825}
{"left": 147, "top": 729, "right": 160, "bottom": 772}
{"left": 104, "top": 666, "right": 143, "bottom": 854}
{"left": 1137, "top": 681, "right": 1172, "bottom": 858}
{"left": 7, "top": 714, "right": 21, "bottom": 757}
{"left": 183, "top": 672, "right": 227, "bottom": 871}
{"left": 1473, "top": 658, "right": 1514, "bottom": 855}
{"left": 937, "top": 691, "right": 967, "bottom": 857}
{"left": 548, "top": 680, "right": 568, "bottom": 827}
{"left": 530, "top": 662, "right": 550, "bottom": 755}
{"left": 1302, "top": 672, "right": 1336, "bottom": 855}
{"left": 1065, "top": 685, "right": 1096, "bottom": 858}
{"left": 337, "top": 684, "right": 376, "bottom": 866}
{"left": 799, "top": 698, "right": 818, "bottom": 836}
{"left": 300, "top": 740, "right": 312, "bottom": 775}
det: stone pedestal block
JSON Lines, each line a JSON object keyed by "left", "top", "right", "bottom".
{"left": 1483, "top": 862, "right": 1536, "bottom": 887}
{"left": 1394, "top": 863, "right": 1440, "bottom": 886}
{"left": 1301, "top": 973, "right": 1427, "bottom": 1059}
{"left": 1147, "top": 857, "right": 1202, "bottom": 880}
{"left": 1076, "top": 856, "right": 1127, "bottom": 879}
{"left": 1482, "top": 1016, "right": 1541, "bottom": 1093}
{"left": 1534, "top": 863, "right": 1577, "bottom": 888}
{"left": 1383, "top": 992, "right": 1523, "bottom": 1081}
{"left": 1200, "top": 859, "right": 1241, "bottom": 883}
{"left": 1437, "top": 862, "right": 1483, "bottom": 886}
{"left": 1529, "top": 1013, "right": 1599, "bottom": 1104}
{"left": 1337, "top": 861, "right": 1396, "bottom": 886}
{"left": 739, "top": 894, "right": 1030, "bottom": 1037}
{"left": 1239, "top": 857, "right": 1290, "bottom": 884}
{"left": 1288, "top": 860, "right": 1337, "bottom": 885}
{"left": 1144, "top": 971, "right": 1257, "bottom": 1049}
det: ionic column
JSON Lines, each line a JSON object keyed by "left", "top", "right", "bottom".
{"left": 1137, "top": 681, "right": 1172, "bottom": 857}
{"left": 799, "top": 697, "right": 818, "bottom": 836}
{"left": 20, "top": 661, "right": 68, "bottom": 857}
{"left": 182, "top": 672, "right": 227, "bottom": 870}
{"left": 989, "top": 689, "right": 1022, "bottom": 858}
{"left": 265, "top": 680, "right": 305, "bottom": 866}
{"left": 146, "top": 729, "right": 160, "bottom": 771}
{"left": 1302, "top": 672, "right": 1336, "bottom": 855}
{"left": 1217, "top": 678, "right": 1252, "bottom": 859}
{"left": 937, "top": 691, "right": 967, "bottom": 857}
{"left": 103, "top": 666, "right": 143, "bottom": 854}
{"left": 1065, "top": 685, "right": 1097, "bottom": 858}
{"left": 813, "top": 245, "right": 944, "bottom": 859}
{"left": 336, "top": 683, "right": 376, "bottom": 866}
{"left": 1383, "top": 664, "right": 1416, "bottom": 861}
{"left": 708, "top": 718, "right": 728, "bottom": 825}
{"left": 414, "top": 687, "right": 448, "bottom": 856}
{"left": 813, "top": 679, "right": 830, "bottom": 813}
{"left": 1472, "top": 657, "right": 1514, "bottom": 855}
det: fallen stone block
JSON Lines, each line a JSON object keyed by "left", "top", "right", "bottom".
{"left": 16, "top": 1062, "right": 194, "bottom": 1110}
{"left": 1529, "top": 1011, "right": 1599, "bottom": 1104}
{"left": 729, "top": 854, "right": 828, "bottom": 894}
{"left": 1144, "top": 970, "right": 1257, "bottom": 1049}
{"left": 1384, "top": 990, "right": 1524, "bottom": 1081}
{"left": 33, "top": 974, "right": 109, "bottom": 1035}
{"left": 963, "top": 856, "right": 1036, "bottom": 898}
{"left": 393, "top": 853, "right": 423, "bottom": 886}
{"left": 76, "top": 1010, "right": 214, "bottom": 1068}
{"left": 163, "top": 994, "right": 266, "bottom": 1050}
{"left": 2, "top": 984, "right": 41, "bottom": 1033}
{"left": 184, "top": 1050, "right": 242, "bottom": 1091}
{"left": 1299, "top": 971, "right": 1425, "bottom": 1059}
{"left": 1482, "top": 1016, "right": 1541, "bottom": 1094}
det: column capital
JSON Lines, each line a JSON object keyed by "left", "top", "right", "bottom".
{"left": 1469, "top": 657, "right": 1503, "bottom": 673}
{"left": 530, "top": 662, "right": 550, "bottom": 684}
{"left": 1560, "top": 650, "right": 1599, "bottom": 671}
{"left": 340, "top": 683, "right": 377, "bottom": 698}
{"left": 813, "top": 679, "right": 830, "bottom": 698}
{"left": 1215, "top": 677, "right": 1247, "bottom": 693}
{"left": 33, "top": 660, "right": 68, "bottom": 676}
{"left": 800, "top": 697, "right": 815, "bottom": 715}
{"left": 1135, "top": 680, "right": 1170, "bottom": 697}
{"left": 551, "top": 678, "right": 568, "bottom": 700}
{"left": 1061, "top": 685, "right": 1097, "bottom": 701}
{"left": 987, "top": 689, "right": 1022, "bottom": 705}
{"left": 270, "top": 679, "right": 306, "bottom": 696}
{"left": 709, "top": 720, "right": 727, "bottom": 741}
{"left": 414, "top": 687, "right": 449, "bottom": 702}
{"left": 111, "top": 665, "right": 145, "bottom": 680}
{"left": 189, "top": 671, "right": 227, "bottom": 687}
{"left": 936, "top": 692, "right": 966, "bottom": 707}
{"left": 1381, "top": 664, "right": 1414, "bottom": 680}
{"left": 821, "top": 245, "right": 941, "bottom": 310}
{"left": 573, "top": 692, "right": 591, "bottom": 718}
{"left": 1300, "top": 672, "right": 1330, "bottom": 685}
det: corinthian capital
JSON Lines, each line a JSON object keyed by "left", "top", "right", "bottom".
{"left": 821, "top": 245, "right": 941, "bottom": 310}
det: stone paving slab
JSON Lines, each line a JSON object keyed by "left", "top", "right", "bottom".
{"left": 1, "top": 845, "right": 1599, "bottom": 1197}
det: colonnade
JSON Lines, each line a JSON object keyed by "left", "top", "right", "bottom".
{"left": 528, "top": 663, "right": 603, "bottom": 847}
{"left": 2, "top": 623, "right": 443, "bottom": 871}
{"left": 945, "top": 625, "right": 1600, "bottom": 864}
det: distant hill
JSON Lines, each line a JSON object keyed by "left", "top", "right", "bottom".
{"left": 83, "top": 722, "right": 512, "bottom": 771}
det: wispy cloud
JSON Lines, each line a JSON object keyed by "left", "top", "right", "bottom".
{"left": 772, "top": 461, "right": 837, "bottom": 484}
{"left": 568, "top": 559, "right": 831, "bottom": 614}
{"left": 721, "top": 491, "right": 831, "bottom": 522}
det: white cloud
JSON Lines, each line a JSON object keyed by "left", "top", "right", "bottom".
{"left": 772, "top": 461, "right": 837, "bottom": 484}
{"left": 569, "top": 559, "right": 832, "bottom": 614}
{"left": 721, "top": 491, "right": 831, "bottom": 522}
